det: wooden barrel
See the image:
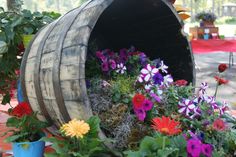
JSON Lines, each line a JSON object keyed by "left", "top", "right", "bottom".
{"left": 20, "top": 0, "right": 195, "bottom": 129}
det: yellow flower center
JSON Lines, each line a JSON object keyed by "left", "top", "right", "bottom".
{"left": 160, "top": 128, "right": 169, "bottom": 134}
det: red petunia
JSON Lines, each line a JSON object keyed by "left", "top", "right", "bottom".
{"left": 218, "top": 63, "right": 228, "bottom": 73}
{"left": 12, "top": 102, "right": 33, "bottom": 118}
{"left": 132, "top": 93, "right": 146, "bottom": 109}
{"left": 214, "top": 76, "right": 229, "bottom": 85}
{"left": 152, "top": 116, "right": 181, "bottom": 136}
{"left": 213, "top": 118, "right": 226, "bottom": 131}
{"left": 174, "top": 79, "right": 188, "bottom": 86}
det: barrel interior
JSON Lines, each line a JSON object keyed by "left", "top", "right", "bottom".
{"left": 88, "top": 0, "right": 194, "bottom": 83}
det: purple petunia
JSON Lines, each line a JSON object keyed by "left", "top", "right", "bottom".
{"left": 153, "top": 73, "right": 164, "bottom": 85}
{"left": 142, "top": 99, "right": 153, "bottom": 111}
{"left": 101, "top": 62, "right": 109, "bottom": 72}
{"left": 187, "top": 138, "right": 202, "bottom": 157}
{"left": 178, "top": 99, "right": 196, "bottom": 117}
{"left": 150, "top": 93, "right": 161, "bottom": 103}
{"left": 109, "top": 59, "right": 116, "bottom": 70}
{"left": 139, "top": 53, "right": 147, "bottom": 66}
{"left": 201, "top": 144, "right": 213, "bottom": 157}
{"left": 134, "top": 108, "right": 146, "bottom": 121}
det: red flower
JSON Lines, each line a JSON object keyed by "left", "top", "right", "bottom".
{"left": 12, "top": 102, "right": 33, "bottom": 118}
{"left": 213, "top": 118, "right": 226, "bottom": 131}
{"left": 152, "top": 116, "right": 181, "bottom": 136}
{"left": 218, "top": 64, "right": 228, "bottom": 73}
{"left": 132, "top": 93, "right": 146, "bottom": 109}
{"left": 214, "top": 76, "right": 229, "bottom": 85}
{"left": 174, "top": 79, "right": 188, "bottom": 86}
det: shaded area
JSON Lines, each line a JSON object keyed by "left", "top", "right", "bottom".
{"left": 89, "top": 0, "right": 195, "bottom": 83}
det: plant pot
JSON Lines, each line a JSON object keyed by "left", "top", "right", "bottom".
{"left": 22, "top": 34, "right": 35, "bottom": 48}
{"left": 12, "top": 140, "right": 45, "bottom": 157}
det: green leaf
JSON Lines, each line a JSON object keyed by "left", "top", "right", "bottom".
{"left": 87, "top": 116, "right": 100, "bottom": 138}
{"left": 4, "top": 132, "right": 29, "bottom": 143}
{"left": 1, "top": 93, "right": 11, "bottom": 105}
{"left": 171, "top": 135, "right": 187, "bottom": 155}
{"left": 124, "top": 151, "right": 142, "bottom": 157}
{"left": 0, "top": 41, "right": 8, "bottom": 54}
{"left": 157, "top": 147, "right": 179, "bottom": 157}
{"left": 23, "top": 27, "right": 34, "bottom": 35}
{"left": 140, "top": 136, "right": 158, "bottom": 152}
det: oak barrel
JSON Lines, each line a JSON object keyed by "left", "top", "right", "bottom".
{"left": 20, "top": 0, "right": 195, "bottom": 129}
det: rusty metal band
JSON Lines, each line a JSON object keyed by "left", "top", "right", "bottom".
{"left": 52, "top": 0, "right": 94, "bottom": 123}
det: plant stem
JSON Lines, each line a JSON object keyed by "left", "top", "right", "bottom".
{"left": 214, "top": 83, "right": 219, "bottom": 98}
{"left": 162, "top": 136, "right": 166, "bottom": 150}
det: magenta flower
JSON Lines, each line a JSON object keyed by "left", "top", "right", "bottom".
{"left": 178, "top": 99, "right": 196, "bottom": 117}
{"left": 142, "top": 99, "right": 153, "bottom": 111}
{"left": 134, "top": 108, "right": 146, "bottom": 121}
{"left": 140, "top": 64, "right": 159, "bottom": 82}
{"left": 96, "top": 51, "right": 107, "bottom": 62}
{"left": 101, "top": 62, "right": 109, "bottom": 72}
{"left": 201, "top": 144, "right": 213, "bottom": 157}
{"left": 150, "top": 93, "right": 161, "bottom": 103}
{"left": 187, "top": 138, "right": 202, "bottom": 157}
{"left": 109, "top": 59, "right": 116, "bottom": 69}
{"left": 116, "top": 63, "right": 126, "bottom": 74}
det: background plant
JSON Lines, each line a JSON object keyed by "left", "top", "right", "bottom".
{"left": 0, "top": 8, "right": 60, "bottom": 104}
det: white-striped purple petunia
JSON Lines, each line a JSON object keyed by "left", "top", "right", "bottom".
{"left": 140, "top": 64, "right": 159, "bottom": 82}
{"left": 178, "top": 99, "right": 196, "bottom": 117}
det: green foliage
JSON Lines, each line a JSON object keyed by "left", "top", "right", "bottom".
{"left": 0, "top": 8, "right": 60, "bottom": 104}
{"left": 111, "top": 76, "right": 136, "bottom": 104}
{"left": 43, "top": 116, "right": 117, "bottom": 157}
{"left": 124, "top": 134, "right": 186, "bottom": 157}
{"left": 161, "top": 84, "right": 194, "bottom": 116}
{"left": 4, "top": 112, "right": 49, "bottom": 142}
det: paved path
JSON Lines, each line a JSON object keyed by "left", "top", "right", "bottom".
{"left": 194, "top": 52, "right": 236, "bottom": 109}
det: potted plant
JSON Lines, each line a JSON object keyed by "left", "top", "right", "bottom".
{"left": 3, "top": 102, "right": 49, "bottom": 157}
{"left": 42, "top": 116, "right": 120, "bottom": 157}
{"left": 195, "top": 12, "right": 217, "bottom": 27}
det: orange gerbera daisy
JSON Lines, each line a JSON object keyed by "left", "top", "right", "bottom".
{"left": 151, "top": 116, "right": 181, "bottom": 136}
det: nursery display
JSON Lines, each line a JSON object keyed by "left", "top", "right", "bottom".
{"left": 2, "top": 102, "right": 49, "bottom": 157}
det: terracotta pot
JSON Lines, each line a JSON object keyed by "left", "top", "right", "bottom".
{"left": 203, "top": 21, "right": 214, "bottom": 27}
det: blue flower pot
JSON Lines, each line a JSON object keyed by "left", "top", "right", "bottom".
{"left": 12, "top": 140, "right": 45, "bottom": 157}
{"left": 203, "top": 34, "right": 209, "bottom": 40}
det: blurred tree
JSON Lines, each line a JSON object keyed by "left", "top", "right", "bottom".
{"left": 7, "top": 0, "right": 23, "bottom": 13}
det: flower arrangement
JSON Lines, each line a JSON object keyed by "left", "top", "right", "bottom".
{"left": 84, "top": 47, "right": 236, "bottom": 156}
{"left": 2, "top": 102, "right": 49, "bottom": 143}
{"left": 195, "top": 12, "right": 217, "bottom": 23}
{"left": 41, "top": 47, "right": 236, "bottom": 156}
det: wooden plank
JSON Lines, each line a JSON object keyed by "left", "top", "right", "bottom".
{"left": 61, "top": 46, "right": 87, "bottom": 65}
{"left": 60, "top": 79, "right": 83, "bottom": 101}
{"left": 40, "top": 68, "right": 55, "bottom": 99}
{"left": 64, "top": 100, "right": 91, "bottom": 120}
{"left": 40, "top": 52, "right": 54, "bottom": 69}
{"left": 63, "top": 26, "right": 91, "bottom": 48}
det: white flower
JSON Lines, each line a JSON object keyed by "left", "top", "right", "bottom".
{"left": 140, "top": 64, "right": 159, "bottom": 82}
{"left": 163, "top": 75, "right": 173, "bottom": 87}
{"left": 116, "top": 63, "right": 126, "bottom": 74}
{"left": 157, "top": 61, "right": 168, "bottom": 73}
